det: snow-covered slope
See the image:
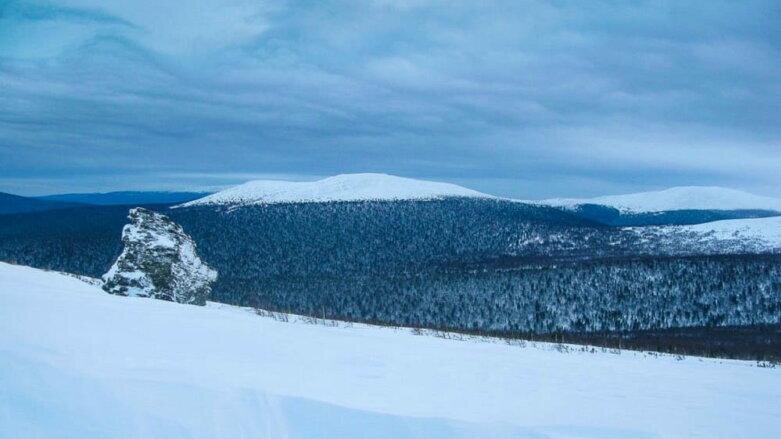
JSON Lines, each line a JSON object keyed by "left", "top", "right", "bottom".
{"left": 631, "top": 215, "right": 781, "bottom": 252}
{"left": 2, "top": 262, "right": 780, "bottom": 438}
{"left": 684, "top": 216, "right": 781, "bottom": 244}
{"left": 179, "top": 173, "right": 490, "bottom": 206}
{"left": 540, "top": 186, "right": 781, "bottom": 214}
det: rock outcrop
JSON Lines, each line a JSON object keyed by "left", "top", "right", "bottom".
{"left": 102, "top": 207, "right": 217, "bottom": 305}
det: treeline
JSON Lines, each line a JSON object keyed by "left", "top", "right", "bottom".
{"left": 530, "top": 324, "right": 781, "bottom": 362}
{"left": 215, "top": 255, "right": 781, "bottom": 334}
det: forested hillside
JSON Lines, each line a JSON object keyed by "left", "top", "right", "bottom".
{"left": 234, "top": 255, "right": 781, "bottom": 334}
{"left": 0, "top": 199, "right": 779, "bottom": 337}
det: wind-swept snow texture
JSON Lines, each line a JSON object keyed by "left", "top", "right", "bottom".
{"left": 179, "top": 173, "right": 490, "bottom": 206}
{"left": 1, "top": 262, "right": 780, "bottom": 439}
{"left": 540, "top": 186, "right": 781, "bottom": 214}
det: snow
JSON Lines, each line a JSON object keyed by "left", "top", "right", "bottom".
{"left": 538, "top": 186, "right": 781, "bottom": 213}
{"left": 2, "top": 262, "right": 780, "bottom": 438}
{"left": 683, "top": 215, "right": 781, "bottom": 244}
{"left": 178, "top": 173, "right": 491, "bottom": 207}
{"left": 632, "top": 215, "right": 781, "bottom": 251}
{"left": 124, "top": 222, "right": 177, "bottom": 249}
{"left": 180, "top": 177, "right": 781, "bottom": 216}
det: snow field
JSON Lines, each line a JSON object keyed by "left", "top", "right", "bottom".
{"left": 1, "top": 262, "right": 780, "bottom": 438}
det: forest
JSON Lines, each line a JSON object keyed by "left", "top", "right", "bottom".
{"left": 0, "top": 199, "right": 779, "bottom": 348}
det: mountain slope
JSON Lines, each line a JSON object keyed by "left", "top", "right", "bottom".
{"left": 632, "top": 216, "right": 781, "bottom": 253}
{"left": 1, "top": 199, "right": 780, "bottom": 336}
{"left": 2, "top": 262, "right": 780, "bottom": 438}
{"left": 540, "top": 186, "right": 781, "bottom": 214}
{"left": 180, "top": 173, "right": 490, "bottom": 206}
{"left": 0, "top": 192, "right": 82, "bottom": 215}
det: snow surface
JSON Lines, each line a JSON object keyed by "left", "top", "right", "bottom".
{"left": 632, "top": 215, "right": 781, "bottom": 251}
{"left": 178, "top": 173, "right": 491, "bottom": 206}
{"left": 682, "top": 215, "right": 781, "bottom": 244}
{"left": 2, "top": 262, "right": 781, "bottom": 438}
{"left": 538, "top": 186, "right": 781, "bottom": 213}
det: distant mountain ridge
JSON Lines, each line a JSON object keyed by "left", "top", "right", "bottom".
{"left": 5, "top": 176, "right": 780, "bottom": 220}
{"left": 183, "top": 174, "right": 781, "bottom": 217}
{"left": 39, "top": 191, "right": 210, "bottom": 206}
{"left": 179, "top": 173, "right": 491, "bottom": 207}
{"left": 0, "top": 191, "right": 211, "bottom": 215}
{"left": 538, "top": 186, "right": 781, "bottom": 214}
{"left": 0, "top": 192, "right": 83, "bottom": 215}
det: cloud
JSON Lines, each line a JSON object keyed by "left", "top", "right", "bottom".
{"left": 1, "top": 0, "right": 780, "bottom": 197}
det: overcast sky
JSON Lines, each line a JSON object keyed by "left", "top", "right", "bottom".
{"left": 1, "top": 0, "right": 780, "bottom": 198}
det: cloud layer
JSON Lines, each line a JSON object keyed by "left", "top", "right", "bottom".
{"left": 1, "top": 0, "right": 780, "bottom": 197}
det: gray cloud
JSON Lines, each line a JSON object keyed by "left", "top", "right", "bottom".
{"left": 1, "top": 0, "right": 780, "bottom": 197}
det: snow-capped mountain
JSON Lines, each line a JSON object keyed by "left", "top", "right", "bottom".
{"left": 539, "top": 186, "right": 781, "bottom": 214}
{"left": 178, "top": 173, "right": 491, "bottom": 207}
{"left": 2, "top": 262, "right": 779, "bottom": 438}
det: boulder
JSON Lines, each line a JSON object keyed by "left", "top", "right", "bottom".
{"left": 102, "top": 207, "right": 217, "bottom": 305}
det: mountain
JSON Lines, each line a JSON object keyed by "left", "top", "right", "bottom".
{"left": 0, "top": 192, "right": 83, "bottom": 215}
{"left": 179, "top": 173, "right": 490, "bottom": 207}
{"left": 540, "top": 186, "right": 781, "bottom": 213}
{"left": 535, "top": 186, "right": 781, "bottom": 226}
{"left": 2, "top": 262, "right": 779, "bottom": 438}
{"left": 186, "top": 177, "right": 781, "bottom": 226}
{"left": 39, "top": 191, "right": 210, "bottom": 206}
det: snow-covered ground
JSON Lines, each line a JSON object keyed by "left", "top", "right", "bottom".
{"left": 538, "top": 186, "right": 781, "bottom": 214}
{"left": 630, "top": 215, "right": 781, "bottom": 252}
{"left": 179, "top": 173, "right": 490, "bottom": 206}
{"left": 1, "top": 262, "right": 780, "bottom": 439}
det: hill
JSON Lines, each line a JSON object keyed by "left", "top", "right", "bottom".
{"left": 179, "top": 173, "right": 490, "bottom": 206}
{"left": 536, "top": 186, "right": 781, "bottom": 226}
{"left": 39, "top": 191, "right": 210, "bottom": 206}
{"left": 539, "top": 186, "right": 781, "bottom": 213}
{"left": 0, "top": 192, "right": 82, "bottom": 215}
{"left": 1, "top": 200, "right": 779, "bottom": 336}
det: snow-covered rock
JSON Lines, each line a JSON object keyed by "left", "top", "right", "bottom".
{"left": 178, "top": 173, "right": 491, "bottom": 207}
{"left": 102, "top": 208, "right": 217, "bottom": 305}
{"left": 538, "top": 186, "right": 781, "bottom": 214}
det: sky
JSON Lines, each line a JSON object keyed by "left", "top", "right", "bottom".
{"left": 1, "top": 0, "right": 780, "bottom": 198}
